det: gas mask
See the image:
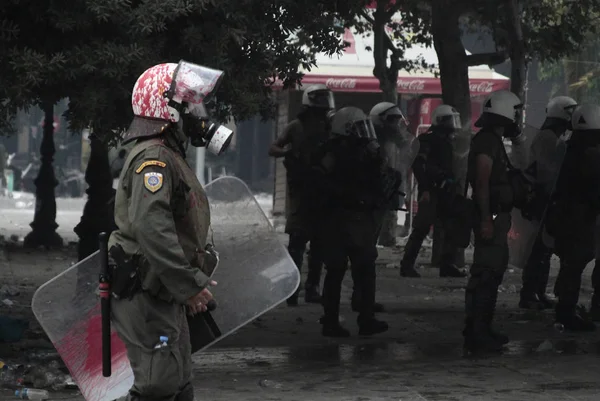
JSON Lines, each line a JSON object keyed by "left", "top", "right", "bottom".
{"left": 165, "top": 60, "right": 234, "bottom": 155}
{"left": 181, "top": 103, "right": 233, "bottom": 155}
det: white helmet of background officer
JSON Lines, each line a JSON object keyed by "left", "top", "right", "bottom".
{"left": 369, "top": 102, "right": 408, "bottom": 127}
{"left": 541, "top": 96, "right": 577, "bottom": 131}
{"left": 331, "top": 106, "right": 377, "bottom": 141}
{"left": 571, "top": 104, "right": 600, "bottom": 131}
{"left": 475, "top": 90, "right": 523, "bottom": 138}
{"left": 431, "top": 104, "right": 462, "bottom": 131}
{"left": 301, "top": 84, "right": 335, "bottom": 110}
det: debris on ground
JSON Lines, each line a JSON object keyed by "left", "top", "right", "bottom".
{"left": 0, "top": 286, "right": 19, "bottom": 297}
{"left": 535, "top": 339, "right": 554, "bottom": 353}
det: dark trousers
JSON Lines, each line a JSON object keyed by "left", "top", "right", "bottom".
{"left": 465, "top": 213, "right": 511, "bottom": 333}
{"left": 287, "top": 232, "right": 323, "bottom": 299}
{"left": 401, "top": 192, "right": 456, "bottom": 268}
{"left": 554, "top": 249, "right": 593, "bottom": 316}
{"left": 521, "top": 233, "right": 553, "bottom": 297}
{"left": 321, "top": 211, "right": 379, "bottom": 324}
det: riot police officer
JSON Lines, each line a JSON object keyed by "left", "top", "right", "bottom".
{"left": 109, "top": 61, "right": 232, "bottom": 401}
{"left": 464, "top": 90, "right": 523, "bottom": 353}
{"left": 316, "top": 106, "right": 390, "bottom": 337}
{"left": 399, "top": 105, "right": 466, "bottom": 278}
{"left": 546, "top": 104, "right": 600, "bottom": 331}
{"left": 369, "top": 102, "right": 409, "bottom": 247}
{"left": 268, "top": 84, "right": 334, "bottom": 305}
{"left": 519, "top": 96, "right": 577, "bottom": 310}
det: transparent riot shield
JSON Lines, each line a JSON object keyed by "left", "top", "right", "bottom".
{"left": 397, "top": 136, "right": 420, "bottom": 208}
{"left": 31, "top": 176, "right": 300, "bottom": 401}
{"left": 508, "top": 127, "right": 567, "bottom": 269}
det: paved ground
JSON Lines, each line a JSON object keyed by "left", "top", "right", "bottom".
{"left": 1, "top": 196, "right": 599, "bottom": 400}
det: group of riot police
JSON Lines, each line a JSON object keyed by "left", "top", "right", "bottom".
{"left": 270, "top": 84, "right": 416, "bottom": 337}
{"left": 271, "top": 84, "right": 600, "bottom": 352}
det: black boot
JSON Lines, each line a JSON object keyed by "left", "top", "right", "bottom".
{"left": 304, "top": 285, "right": 322, "bottom": 303}
{"left": 440, "top": 264, "right": 467, "bottom": 278}
{"left": 321, "top": 268, "right": 349, "bottom": 337}
{"left": 536, "top": 292, "right": 556, "bottom": 309}
{"left": 463, "top": 280, "right": 504, "bottom": 354}
{"left": 485, "top": 282, "right": 509, "bottom": 345}
{"left": 322, "top": 321, "right": 351, "bottom": 337}
{"left": 399, "top": 231, "right": 425, "bottom": 278}
{"left": 555, "top": 303, "right": 596, "bottom": 332}
{"left": 357, "top": 317, "right": 389, "bottom": 336}
{"left": 519, "top": 290, "right": 546, "bottom": 310}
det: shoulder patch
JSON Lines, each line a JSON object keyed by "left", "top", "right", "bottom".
{"left": 144, "top": 172, "right": 164, "bottom": 193}
{"left": 136, "top": 160, "right": 166, "bottom": 174}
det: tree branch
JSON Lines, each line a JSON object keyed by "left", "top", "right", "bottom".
{"left": 466, "top": 51, "right": 509, "bottom": 66}
{"left": 360, "top": 9, "right": 402, "bottom": 57}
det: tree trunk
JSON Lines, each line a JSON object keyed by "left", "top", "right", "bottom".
{"left": 74, "top": 132, "right": 116, "bottom": 261}
{"left": 372, "top": 2, "right": 399, "bottom": 104}
{"left": 431, "top": 2, "right": 471, "bottom": 265}
{"left": 24, "top": 100, "right": 63, "bottom": 249}
{"left": 506, "top": 0, "right": 528, "bottom": 112}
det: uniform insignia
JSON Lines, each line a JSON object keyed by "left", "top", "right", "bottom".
{"left": 136, "top": 160, "right": 166, "bottom": 174}
{"left": 144, "top": 172, "right": 163, "bottom": 193}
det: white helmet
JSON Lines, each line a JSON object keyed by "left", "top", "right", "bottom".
{"left": 330, "top": 106, "right": 376, "bottom": 139}
{"left": 431, "top": 104, "right": 461, "bottom": 130}
{"left": 571, "top": 104, "right": 600, "bottom": 131}
{"left": 301, "top": 84, "right": 335, "bottom": 109}
{"left": 546, "top": 96, "right": 577, "bottom": 121}
{"left": 369, "top": 102, "right": 407, "bottom": 127}
{"left": 478, "top": 90, "right": 523, "bottom": 125}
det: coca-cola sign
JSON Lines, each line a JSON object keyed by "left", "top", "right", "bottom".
{"left": 469, "top": 81, "right": 494, "bottom": 93}
{"left": 326, "top": 78, "right": 357, "bottom": 89}
{"left": 397, "top": 79, "right": 426, "bottom": 91}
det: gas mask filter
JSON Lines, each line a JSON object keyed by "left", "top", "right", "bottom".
{"left": 181, "top": 103, "right": 233, "bottom": 155}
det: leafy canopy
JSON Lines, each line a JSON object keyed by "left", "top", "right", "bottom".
{"left": 0, "top": 0, "right": 365, "bottom": 137}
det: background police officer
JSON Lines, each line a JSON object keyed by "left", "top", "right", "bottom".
{"left": 464, "top": 90, "right": 523, "bottom": 353}
{"left": 546, "top": 104, "right": 600, "bottom": 331}
{"left": 316, "top": 106, "right": 389, "bottom": 337}
{"left": 519, "top": 96, "right": 577, "bottom": 310}
{"left": 399, "top": 105, "right": 466, "bottom": 278}
{"left": 268, "top": 84, "right": 334, "bottom": 305}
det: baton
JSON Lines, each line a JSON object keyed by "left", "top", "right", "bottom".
{"left": 98, "top": 232, "right": 111, "bottom": 377}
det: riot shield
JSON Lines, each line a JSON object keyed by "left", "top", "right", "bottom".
{"left": 508, "top": 127, "right": 567, "bottom": 269}
{"left": 31, "top": 176, "right": 300, "bottom": 401}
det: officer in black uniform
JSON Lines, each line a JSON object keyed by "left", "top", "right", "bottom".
{"left": 546, "top": 104, "right": 600, "bottom": 331}
{"left": 464, "top": 90, "right": 524, "bottom": 354}
{"left": 519, "top": 96, "right": 577, "bottom": 310}
{"left": 399, "top": 104, "right": 467, "bottom": 278}
{"left": 316, "top": 106, "right": 391, "bottom": 337}
{"left": 269, "top": 84, "right": 334, "bottom": 305}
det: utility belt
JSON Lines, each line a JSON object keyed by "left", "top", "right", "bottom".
{"left": 108, "top": 243, "right": 220, "bottom": 302}
{"left": 108, "top": 244, "right": 144, "bottom": 300}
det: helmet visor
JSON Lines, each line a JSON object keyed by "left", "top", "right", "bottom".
{"left": 383, "top": 107, "right": 409, "bottom": 127}
{"left": 436, "top": 114, "right": 462, "bottom": 130}
{"left": 307, "top": 90, "right": 335, "bottom": 109}
{"left": 347, "top": 119, "right": 377, "bottom": 140}
{"left": 169, "top": 60, "right": 224, "bottom": 104}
